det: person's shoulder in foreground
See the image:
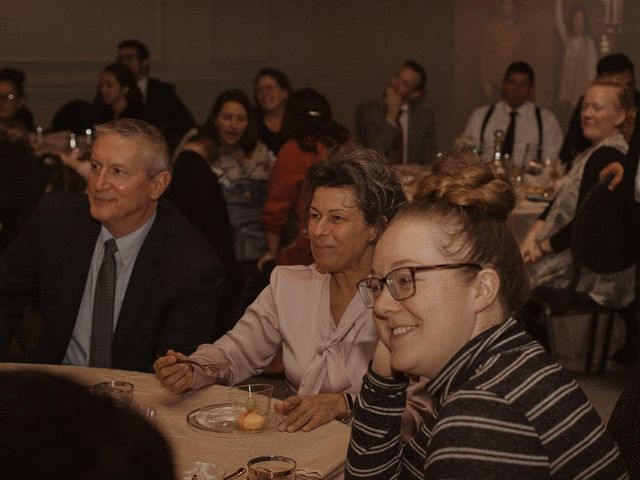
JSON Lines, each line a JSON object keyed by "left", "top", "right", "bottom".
{"left": 0, "top": 370, "right": 175, "bottom": 480}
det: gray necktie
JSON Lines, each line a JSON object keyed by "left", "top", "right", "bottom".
{"left": 89, "top": 239, "right": 118, "bottom": 367}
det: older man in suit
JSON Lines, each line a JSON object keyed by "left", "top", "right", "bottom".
{"left": 117, "top": 39, "right": 195, "bottom": 152}
{"left": 0, "top": 119, "right": 224, "bottom": 372}
{"left": 356, "top": 60, "right": 437, "bottom": 165}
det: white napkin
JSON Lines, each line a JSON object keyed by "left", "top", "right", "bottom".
{"left": 289, "top": 431, "right": 350, "bottom": 480}
{"left": 182, "top": 461, "right": 225, "bottom": 480}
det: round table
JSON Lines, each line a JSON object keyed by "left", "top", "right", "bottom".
{"left": 0, "top": 363, "right": 349, "bottom": 479}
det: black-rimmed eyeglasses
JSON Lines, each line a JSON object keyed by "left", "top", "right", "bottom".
{"left": 357, "top": 263, "right": 482, "bottom": 308}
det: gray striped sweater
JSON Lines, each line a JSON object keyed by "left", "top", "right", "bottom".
{"left": 346, "top": 318, "right": 628, "bottom": 479}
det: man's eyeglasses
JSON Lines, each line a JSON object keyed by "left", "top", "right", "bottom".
{"left": 357, "top": 263, "right": 482, "bottom": 308}
{"left": 0, "top": 93, "right": 17, "bottom": 102}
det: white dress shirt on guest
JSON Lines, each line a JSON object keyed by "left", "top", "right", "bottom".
{"left": 137, "top": 77, "right": 148, "bottom": 102}
{"left": 463, "top": 100, "right": 563, "bottom": 166}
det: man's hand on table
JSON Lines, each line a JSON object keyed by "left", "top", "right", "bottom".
{"left": 275, "top": 393, "right": 348, "bottom": 433}
{"left": 153, "top": 349, "right": 194, "bottom": 394}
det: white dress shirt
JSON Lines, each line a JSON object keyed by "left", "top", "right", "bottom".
{"left": 463, "top": 100, "right": 563, "bottom": 166}
{"left": 137, "top": 77, "right": 148, "bottom": 102}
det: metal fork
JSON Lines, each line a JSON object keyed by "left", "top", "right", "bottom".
{"left": 175, "top": 359, "right": 228, "bottom": 376}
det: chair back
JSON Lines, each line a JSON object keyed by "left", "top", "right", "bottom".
{"left": 571, "top": 176, "right": 634, "bottom": 276}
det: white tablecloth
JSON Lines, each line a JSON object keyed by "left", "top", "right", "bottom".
{"left": 0, "top": 363, "right": 350, "bottom": 479}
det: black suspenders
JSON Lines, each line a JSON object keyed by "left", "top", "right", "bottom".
{"left": 479, "top": 104, "right": 496, "bottom": 155}
{"left": 479, "top": 104, "right": 543, "bottom": 160}
{"left": 534, "top": 106, "right": 543, "bottom": 160}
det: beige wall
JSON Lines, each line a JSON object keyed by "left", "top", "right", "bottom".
{"left": 4, "top": 0, "right": 636, "bottom": 152}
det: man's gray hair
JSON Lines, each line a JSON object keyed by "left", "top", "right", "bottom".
{"left": 95, "top": 118, "right": 169, "bottom": 178}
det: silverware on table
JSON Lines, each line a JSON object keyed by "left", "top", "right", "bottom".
{"left": 175, "top": 359, "right": 228, "bottom": 376}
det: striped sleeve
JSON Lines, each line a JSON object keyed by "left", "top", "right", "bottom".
{"left": 345, "top": 368, "right": 413, "bottom": 479}
{"left": 424, "top": 389, "right": 551, "bottom": 479}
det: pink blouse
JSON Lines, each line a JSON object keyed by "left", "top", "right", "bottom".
{"left": 189, "top": 264, "right": 377, "bottom": 395}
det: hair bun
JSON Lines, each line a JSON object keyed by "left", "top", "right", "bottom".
{"left": 414, "top": 153, "right": 516, "bottom": 221}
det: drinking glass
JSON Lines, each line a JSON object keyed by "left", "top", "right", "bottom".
{"left": 247, "top": 456, "right": 296, "bottom": 480}
{"left": 135, "top": 403, "right": 157, "bottom": 423}
{"left": 91, "top": 381, "right": 134, "bottom": 405}
{"left": 228, "top": 384, "right": 273, "bottom": 431}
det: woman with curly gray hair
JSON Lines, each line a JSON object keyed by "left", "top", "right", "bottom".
{"left": 155, "top": 144, "right": 406, "bottom": 432}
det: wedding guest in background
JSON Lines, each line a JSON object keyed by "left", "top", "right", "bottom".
{"left": 197, "top": 89, "right": 273, "bottom": 317}
{"left": 463, "top": 61, "right": 562, "bottom": 166}
{"left": 117, "top": 39, "right": 195, "bottom": 152}
{"left": 254, "top": 67, "right": 294, "bottom": 156}
{"left": 1, "top": 371, "right": 175, "bottom": 480}
{"left": 155, "top": 145, "right": 406, "bottom": 433}
{"left": 0, "top": 119, "right": 224, "bottom": 372}
{"left": 346, "top": 153, "right": 628, "bottom": 479}
{"left": 521, "top": 80, "right": 635, "bottom": 310}
{"left": 356, "top": 60, "right": 437, "bottom": 165}
{"left": 0, "top": 67, "right": 34, "bottom": 141}
{"left": 259, "top": 88, "right": 349, "bottom": 271}
{"left": 90, "top": 62, "right": 144, "bottom": 125}
{"left": 560, "top": 53, "right": 639, "bottom": 167}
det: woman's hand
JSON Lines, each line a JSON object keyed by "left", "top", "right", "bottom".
{"left": 56, "top": 148, "right": 83, "bottom": 170}
{"left": 257, "top": 251, "right": 275, "bottom": 272}
{"left": 521, "top": 220, "right": 546, "bottom": 264}
{"left": 274, "top": 393, "right": 348, "bottom": 432}
{"left": 371, "top": 339, "right": 394, "bottom": 378}
{"left": 599, "top": 161, "right": 624, "bottom": 191}
{"left": 153, "top": 349, "right": 194, "bottom": 394}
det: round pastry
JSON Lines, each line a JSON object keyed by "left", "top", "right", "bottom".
{"left": 237, "top": 410, "right": 267, "bottom": 431}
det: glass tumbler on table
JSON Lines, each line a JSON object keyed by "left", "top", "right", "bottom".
{"left": 91, "top": 381, "right": 134, "bottom": 406}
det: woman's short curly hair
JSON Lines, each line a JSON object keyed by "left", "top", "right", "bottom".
{"left": 303, "top": 144, "right": 407, "bottom": 236}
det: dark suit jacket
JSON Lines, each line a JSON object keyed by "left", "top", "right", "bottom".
{"left": 145, "top": 78, "right": 195, "bottom": 153}
{"left": 355, "top": 99, "right": 437, "bottom": 165}
{"left": 0, "top": 193, "right": 225, "bottom": 372}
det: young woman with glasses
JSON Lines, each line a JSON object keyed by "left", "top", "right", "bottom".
{"left": 346, "top": 154, "right": 628, "bottom": 479}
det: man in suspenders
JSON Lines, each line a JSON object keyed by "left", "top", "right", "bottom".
{"left": 462, "top": 62, "right": 563, "bottom": 166}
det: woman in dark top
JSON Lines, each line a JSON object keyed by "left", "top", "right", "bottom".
{"left": 347, "top": 154, "right": 628, "bottom": 479}
{"left": 89, "top": 62, "right": 144, "bottom": 125}
{"left": 254, "top": 67, "right": 293, "bottom": 155}
{"left": 521, "top": 79, "right": 635, "bottom": 308}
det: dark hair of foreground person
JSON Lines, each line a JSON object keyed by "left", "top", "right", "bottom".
{"left": 0, "top": 371, "right": 175, "bottom": 480}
